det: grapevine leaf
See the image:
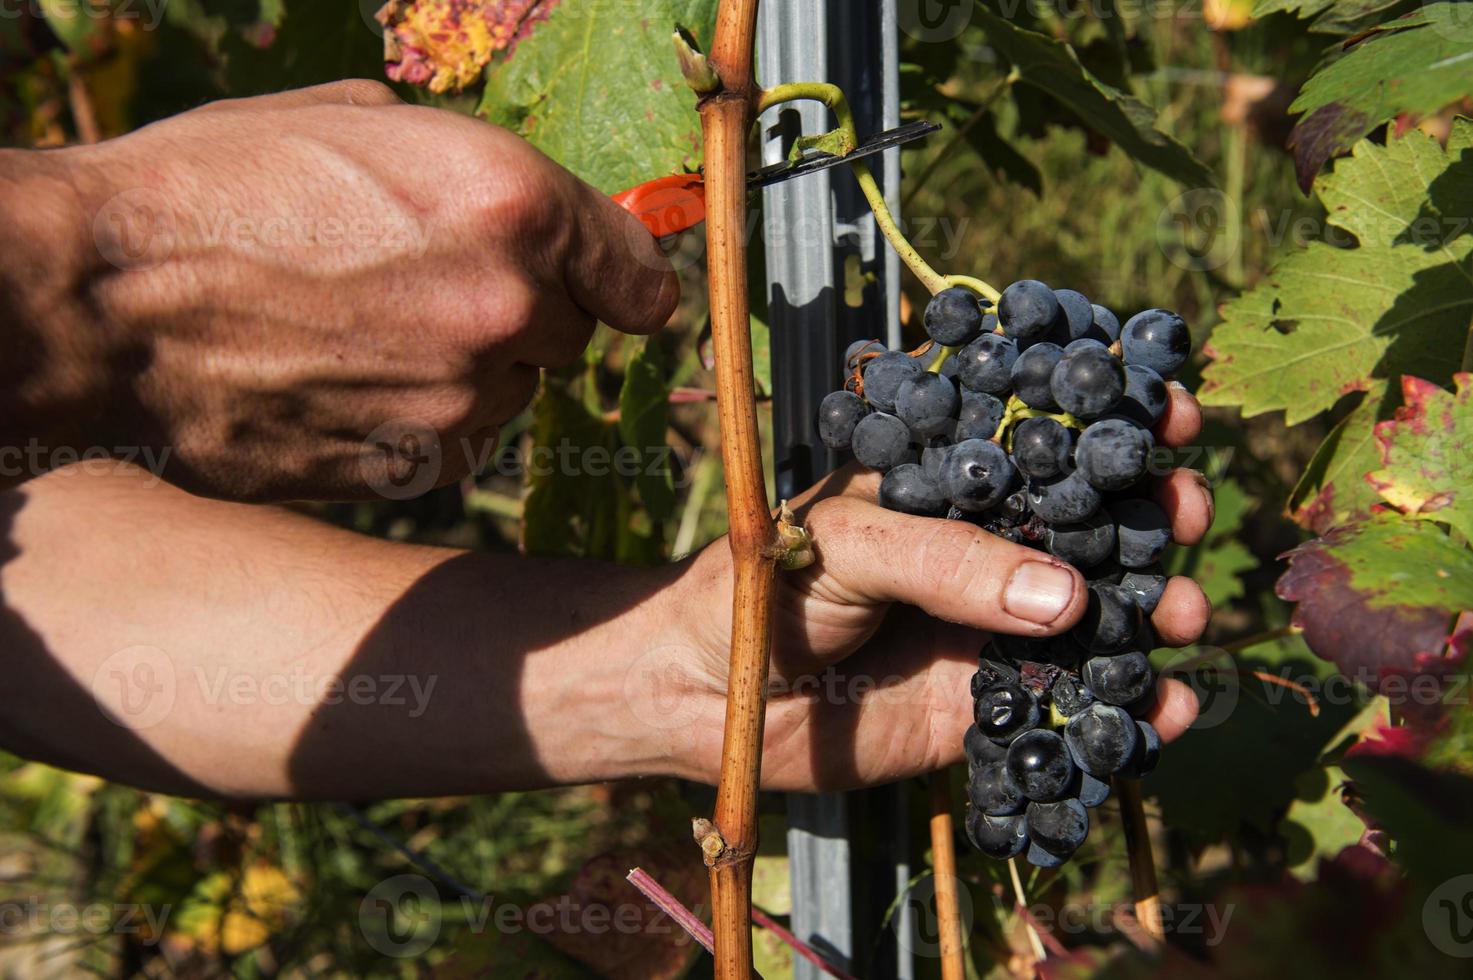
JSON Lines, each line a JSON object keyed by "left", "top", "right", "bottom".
{"left": 617, "top": 340, "right": 676, "bottom": 523}
{"left": 1367, "top": 373, "right": 1473, "bottom": 542}
{"left": 1164, "top": 479, "right": 1258, "bottom": 606}
{"left": 1275, "top": 515, "right": 1473, "bottom": 688}
{"left": 378, "top": 0, "right": 551, "bottom": 93}
{"left": 477, "top": 0, "right": 717, "bottom": 193}
{"left": 969, "top": 4, "right": 1214, "bottom": 188}
{"left": 1340, "top": 753, "right": 1473, "bottom": 888}
{"left": 1287, "top": 4, "right": 1473, "bottom": 190}
{"left": 964, "top": 112, "right": 1043, "bottom": 197}
{"left": 1251, "top": 0, "right": 1336, "bottom": 18}
{"left": 1200, "top": 126, "right": 1473, "bottom": 424}
{"left": 1287, "top": 380, "right": 1397, "bottom": 533}
{"left": 521, "top": 383, "right": 621, "bottom": 558}
{"left": 1282, "top": 765, "right": 1368, "bottom": 880}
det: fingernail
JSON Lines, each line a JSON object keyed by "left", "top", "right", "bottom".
{"left": 1004, "top": 562, "right": 1077, "bottom": 626}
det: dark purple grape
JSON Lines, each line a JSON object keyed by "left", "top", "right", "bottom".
{"left": 1121, "top": 309, "right": 1191, "bottom": 377}
{"left": 920, "top": 441, "right": 949, "bottom": 482}
{"left": 1051, "top": 343, "right": 1125, "bottom": 419}
{"left": 955, "top": 332, "right": 1017, "bottom": 395}
{"left": 1025, "top": 471, "right": 1101, "bottom": 524}
{"left": 1073, "top": 584, "right": 1144, "bottom": 654}
{"left": 954, "top": 390, "right": 1004, "bottom": 441}
{"left": 1026, "top": 840, "right": 1067, "bottom": 868}
{"left": 817, "top": 390, "right": 870, "bottom": 450}
{"left": 1119, "top": 567, "right": 1167, "bottom": 614}
{"left": 1083, "top": 651, "right": 1155, "bottom": 707}
{"left": 878, "top": 463, "right": 945, "bottom": 515}
{"left": 1119, "top": 363, "right": 1168, "bottom": 425}
{"left": 1010, "top": 342, "right": 1064, "bottom": 410}
{"left": 851, "top": 412, "right": 915, "bottom": 472}
{"left": 1120, "top": 719, "right": 1162, "bottom": 777}
{"left": 1078, "top": 771, "right": 1111, "bottom": 808}
{"left": 1075, "top": 418, "right": 1153, "bottom": 491}
{"left": 1064, "top": 702, "right": 1141, "bottom": 776}
{"left": 1026, "top": 798, "right": 1089, "bottom": 856}
{"left": 1005, "top": 729, "right": 1076, "bottom": 802}
{"left": 998, "top": 279, "right": 1065, "bottom": 347}
{"left": 975, "top": 683, "right": 1041, "bottom": 745}
{"left": 1054, "top": 288, "right": 1095, "bottom": 343}
{"left": 861, "top": 351, "right": 924, "bottom": 412}
{"left": 942, "top": 439, "right": 1017, "bottom": 512}
{"left": 1011, "top": 417, "right": 1072, "bottom": 480}
{"left": 1050, "top": 673, "right": 1097, "bottom": 716}
{"left": 1045, "top": 510, "right": 1117, "bottom": 569}
{"left": 924, "top": 286, "right": 988, "bottom": 346}
{"left": 844, "top": 339, "right": 886, "bottom": 373}
{"left": 965, "top": 723, "right": 1008, "bottom": 769}
{"left": 1110, "top": 498, "right": 1171, "bottom": 568}
{"left": 966, "top": 811, "right": 1029, "bottom": 860}
{"left": 970, "top": 760, "right": 1027, "bottom": 816}
{"left": 895, "top": 372, "right": 960, "bottom": 439}
{"left": 975, "top": 655, "right": 1021, "bottom": 690}
{"left": 1089, "top": 304, "right": 1121, "bottom": 344}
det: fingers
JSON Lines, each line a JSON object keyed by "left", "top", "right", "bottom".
{"left": 1153, "top": 468, "right": 1214, "bottom": 546}
{"left": 1144, "top": 677, "right": 1199, "bottom": 742}
{"left": 559, "top": 179, "right": 681, "bottom": 335}
{"left": 1150, "top": 576, "right": 1212, "bottom": 646}
{"left": 202, "top": 80, "right": 403, "bottom": 112}
{"left": 801, "top": 495, "right": 1089, "bottom": 635}
{"left": 1154, "top": 382, "right": 1201, "bottom": 447}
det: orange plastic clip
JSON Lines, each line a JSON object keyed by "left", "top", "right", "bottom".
{"left": 611, "top": 173, "right": 707, "bottom": 237}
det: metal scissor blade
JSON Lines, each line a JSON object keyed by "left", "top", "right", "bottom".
{"left": 747, "top": 120, "right": 941, "bottom": 189}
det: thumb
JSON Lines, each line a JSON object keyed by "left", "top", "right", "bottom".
{"left": 801, "top": 495, "right": 1088, "bottom": 636}
{"left": 559, "top": 178, "right": 681, "bottom": 335}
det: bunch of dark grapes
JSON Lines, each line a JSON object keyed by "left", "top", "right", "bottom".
{"left": 817, "top": 279, "right": 1191, "bottom": 868}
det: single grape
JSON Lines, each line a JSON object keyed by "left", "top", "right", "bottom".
{"left": 1045, "top": 510, "right": 1117, "bottom": 568}
{"left": 895, "top": 372, "right": 960, "bottom": 439}
{"left": 998, "top": 279, "right": 1064, "bottom": 347}
{"left": 992, "top": 489, "right": 1031, "bottom": 526}
{"left": 939, "top": 355, "right": 959, "bottom": 381}
{"left": 1121, "top": 309, "right": 1191, "bottom": 377}
{"left": 955, "top": 390, "right": 1005, "bottom": 441}
{"left": 1089, "top": 304, "right": 1121, "bottom": 344}
{"left": 878, "top": 463, "right": 945, "bottom": 515}
{"left": 851, "top": 412, "right": 915, "bottom": 472}
{"left": 966, "top": 811, "right": 1029, "bottom": 860}
{"left": 1050, "top": 673, "right": 1097, "bottom": 716}
{"left": 1120, "top": 719, "right": 1161, "bottom": 777}
{"left": 844, "top": 338, "right": 886, "bottom": 373}
{"left": 1011, "top": 417, "right": 1072, "bottom": 480}
{"left": 969, "top": 760, "right": 1027, "bottom": 816}
{"left": 974, "top": 655, "right": 1021, "bottom": 690}
{"left": 1119, "top": 363, "right": 1168, "bottom": 426}
{"left": 1072, "top": 584, "right": 1144, "bottom": 654}
{"left": 1078, "top": 771, "right": 1111, "bottom": 808}
{"left": 862, "top": 351, "right": 925, "bottom": 413}
{"left": 1026, "top": 841, "right": 1067, "bottom": 868}
{"left": 924, "top": 286, "right": 988, "bottom": 346}
{"left": 1010, "top": 342, "right": 1064, "bottom": 410}
{"left": 1110, "top": 498, "right": 1171, "bottom": 568}
{"left": 965, "top": 724, "right": 1008, "bottom": 772}
{"left": 942, "top": 439, "right": 1017, "bottom": 512}
{"left": 1005, "top": 729, "right": 1076, "bottom": 802}
{"left": 816, "top": 390, "right": 869, "bottom": 450}
{"left": 920, "top": 441, "right": 950, "bottom": 483}
{"left": 1026, "top": 798, "right": 1089, "bottom": 857}
{"left": 1054, "top": 288, "right": 1095, "bottom": 343}
{"left": 1119, "top": 567, "right": 1167, "bottom": 615}
{"left": 975, "top": 683, "right": 1041, "bottom": 745}
{"left": 1083, "top": 650, "right": 1155, "bottom": 706}
{"left": 1075, "top": 418, "right": 1153, "bottom": 491}
{"left": 1051, "top": 342, "right": 1125, "bottom": 418}
{"left": 1025, "top": 471, "right": 1101, "bottom": 524}
{"left": 1063, "top": 702, "right": 1140, "bottom": 776}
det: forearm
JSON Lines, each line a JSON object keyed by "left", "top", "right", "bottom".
{"left": 0, "top": 146, "right": 123, "bottom": 480}
{"left": 0, "top": 462, "right": 697, "bottom": 799}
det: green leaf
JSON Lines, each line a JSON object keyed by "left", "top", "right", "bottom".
{"left": 1276, "top": 515, "right": 1473, "bottom": 686}
{"left": 1287, "top": 380, "right": 1397, "bottom": 533}
{"left": 969, "top": 3, "right": 1214, "bottom": 188}
{"left": 521, "top": 383, "right": 622, "bottom": 558}
{"left": 1368, "top": 373, "right": 1473, "bottom": 542}
{"left": 1282, "top": 765, "right": 1367, "bottom": 880}
{"left": 478, "top": 0, "right": 717, "bottom": 193}
{"left": 1288, "top": 3, "right": 1473, "bottom": 189}
{"left": 1341, "top": 753, "right": 1473, "bottom": 888}
{"left": 1164, "top": 478, "right": 1259, "bottom": 607}
{"left": 617, "top": 340, "right": 676, "bottom": 523}
{"left": 1200, "top": 124, "right": 1473, "bottom": 425}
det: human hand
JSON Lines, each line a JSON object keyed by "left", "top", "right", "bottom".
{"left": 54, "top": 80, "right": 677, "bottom": 501}
{"left": 666, "top": 385, "right": 1212, "bottom": 791}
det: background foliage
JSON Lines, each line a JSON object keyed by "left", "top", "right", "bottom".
{"left": 1, "top": 0, "right": 1470, "bottom": 977}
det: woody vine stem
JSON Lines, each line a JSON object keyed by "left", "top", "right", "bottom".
{"left": 688, "top": 5, "right": 1162, "bottom": 975}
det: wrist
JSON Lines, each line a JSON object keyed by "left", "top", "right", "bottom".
{"left": 0, "top": 145, "right": 130, "bottom": 469}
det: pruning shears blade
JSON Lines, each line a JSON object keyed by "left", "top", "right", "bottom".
{"left": 611, "top": 120, "right": 941, "bottom": 238}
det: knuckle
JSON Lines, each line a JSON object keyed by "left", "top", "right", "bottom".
{"left": 332, "top": 78, "right": 400, "bottom": 106}
{"left": 915, "top": 521, "right": 993, "bottom": 600}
